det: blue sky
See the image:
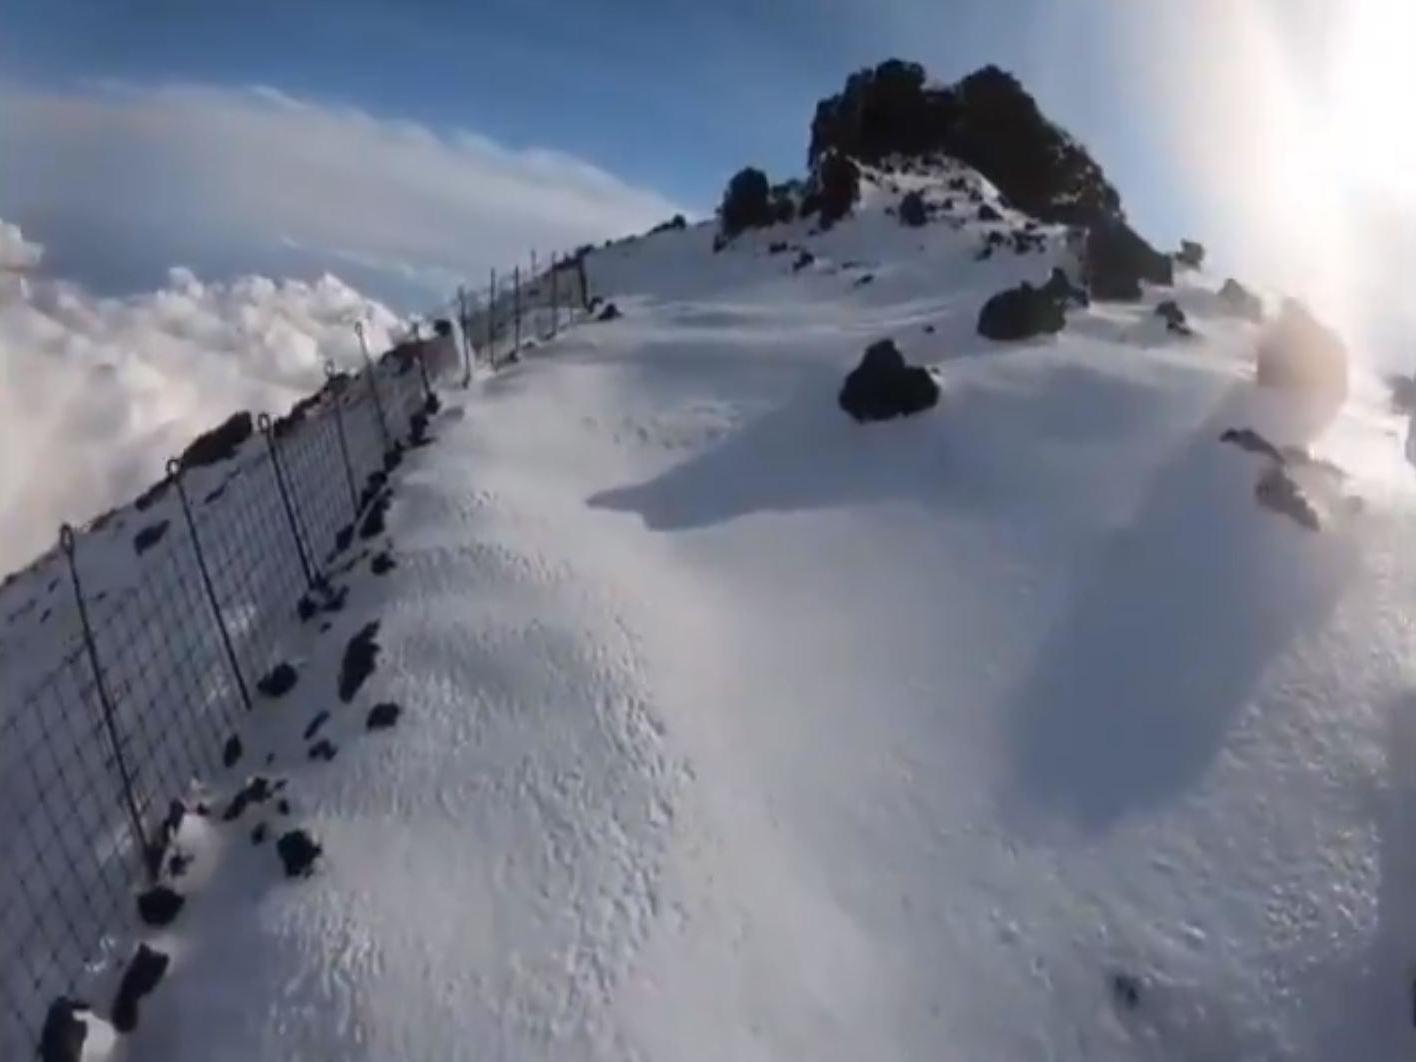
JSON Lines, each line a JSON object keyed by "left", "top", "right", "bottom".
{"left": 1, "top": 0, "right": 1399, "bottom": 334}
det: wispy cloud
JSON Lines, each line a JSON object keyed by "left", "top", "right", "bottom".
{"left": 0, "top": 80, "right": 682, "bottom": 307}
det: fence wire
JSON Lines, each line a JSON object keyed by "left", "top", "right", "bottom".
{"left": 0, "top": 328, "right": 480, "bottom": 1059}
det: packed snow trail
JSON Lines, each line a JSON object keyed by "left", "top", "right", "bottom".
{"left": 102, "top": 164, "right": 1416, "bottom": 1060}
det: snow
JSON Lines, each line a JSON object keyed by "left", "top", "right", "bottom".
{"left": 10, "top": 160, "right": 1416, "bottom": 1060}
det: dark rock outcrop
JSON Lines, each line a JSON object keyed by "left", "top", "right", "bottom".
{"left": 838, "top": 339, "right": 939, "bottom": 422}
{"left": 809, "top": 61, "right": 1122, "bottom": 228}
{"left": 791, "top": 250, "right": 815, "bottom": 273}
{"left": 814, "top": 151, "right": 860, "bottom": 227}
{"left": 719, "top": 167, "right": 773, "bottom": 238}
{"left": 303, "top": 711, "right": 330, "bottom": 741}
{"left": 179, "top": 412, "right": 253, "bottom": 471}
{"left": 1085, "top": 220, "right": 1173, "bottom": 301}
{"left": 977, "top": 282, "right": 1066, "bottom": 341}
{"left": 596, "top": 302, "right": 621, "bottom": 322}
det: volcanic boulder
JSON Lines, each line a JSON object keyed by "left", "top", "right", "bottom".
{"left": 838, "top": 339, "right": 939, "bottom": 422}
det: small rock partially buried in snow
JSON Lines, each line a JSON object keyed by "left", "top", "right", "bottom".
{"left": 256, "top": 662, "right": 298, "bottom": 699}
{"left": 136, "top": 885, "right": 184, "bottom": 927}
{"left": 338, "top": 622, "right": 381, "bottom": 703}
{"left": 132, "top": 521, "right": 170, "bottom": 556}
{"left": 838, "top": 339, "right": 939, "bottom": 423}
{"left": 277, "top": 830, "right": 323, "bottom": 878}
{"left": 367, "top": 702, "right": 402, "bottom": 731}
{"left": 222, "top": 734, "right": 243, "bottom": 768}
{"left": 39, "top": 998, "right": 88, "bottom": 1062}
{"left": 111, "top": 944, "right": 169, "bottom": 1033}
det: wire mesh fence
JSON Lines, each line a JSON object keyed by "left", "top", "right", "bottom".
{"left": 0, "top": 327, "right": 465, "bottom": 1059}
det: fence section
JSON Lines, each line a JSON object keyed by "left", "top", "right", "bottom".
{"left": 0, "top": 332, "right": 457, "bottom": 1060}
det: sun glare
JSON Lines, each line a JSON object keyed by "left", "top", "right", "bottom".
{"left": 1326, "top": 0, "right": 1416, "bottom": 202}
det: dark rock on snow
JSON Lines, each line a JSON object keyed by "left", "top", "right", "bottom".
{"left": 838, "top": 339, "right": 940, "bottom": 423}
{"left": 977, "top": 203, "right": 1002, "bottom": 222}
{"left": 1155, "top": 300, "right": 1193, "bottom": 336}
{"left": 222, "top": 776, "right": 276, "bottom": 821}
{"left": 136, "top": 885, "right": 185, "bottom": 927}
{"left": 597, "top": 302, "right": 621, "bottom": 322}
{"left": 132, "top": 521, "right": 170, "bottom": 556}
{"left": 256, "top": 662, "right": 298, "bottom": 699}
{"left": 338, "top": 621, "right": 381, "bottom": 703}
{"left": 277, "top": 830, "right": 323, "bottom": 878}
{"left": 852, "top": 273, "right": 875, "bottom": 288}
{"left": 308, "top": 739, "right": 337, "bottom": 762}
{"left": 1085, "top": 220, "right": 1173, "bottom": 301}
{"left": 303, "top": 710, "right": 331, "bottom": 741}
{"left": 1176, "top": 239, "right": 1206, "bottom": 269}
{"left": 719, "top": 167, "right": 774, "bottom": 238}
{"left": 134, "top": 478, "right": 170, "bottom": 513}
{"left": 179, "top": 411, "right": 253, "bottom": 471}
{"left": 898, "top": 191, "right": 928, "bottom": 228}
{"left": 1111, "top": 973, "right": 1142, "bottom": 1012}
{"left": 1219, "top": 428, "right": 1285, "bottom": 463}
{"left": 251, "top": 822, "right": 268, "bottom": 845}
{"left": 792, "top": 250, "right": 815, "bottom": 273}
{"left": 977, "top": 282, "right": 1066, "bottom": 341}
{"left": 809, "top": 61, "right": 1123, "bottom": 228}
{"left": 1040, "top": 267, "right": 1089, "bottom": 308}
{"left": 39, "top": 998, "right": 88, "bottom": 1062}
{"left": 1218, "top": 278, "right": 1265, "bottom": 323}
{"left": 222, "top": 734, "right": 243, "bottom": 768}
{"left": 111, "top": 944, "right": 169, "bottom": 1033}
{"left": 367, "top": 702, "right": 402, "bottom": 731}
{"left": 360, "top": 491, "right": 391, "bottom": 540}
{"left": 371, "top": 550, "right": 396, "bottom": 575}
{"left": 1256, "top": 465, "right": 1321, "bottom": 531}
{"left": 814, "top": 150, "right": 860, "bottom": 227}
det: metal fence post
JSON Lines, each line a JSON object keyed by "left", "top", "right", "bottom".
{"left": 166, "top": 460, "right": 255, "bottom": 713}
{"left": 354, "top": 321, "right": 392, "bottom": 452}
{"left": 458, "top": 285, "right": 473, "bottom": 387}
{"left": 550, "top": 253, "right": 559, "bottom": 338}
{"left": 59, "top": 524, "right": 157, "bottom": 881}
{"left": 324, "top": 362, "right": 361, "bottom": 518}
{"left": 488, "top": 269, "right": 497, "bottom": 367}
{"left": 257, "top": 413, "right": 318, "bottom": 590}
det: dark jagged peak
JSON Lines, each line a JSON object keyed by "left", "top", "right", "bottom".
{"left": 808, "top": 60, "right": 1123, "bottom": 229}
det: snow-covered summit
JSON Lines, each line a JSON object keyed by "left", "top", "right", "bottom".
{"left": 32, "top": 137, "right": 1409, "bottom": 1062}
{"left": 9, "top": 67, "right": 1416, "bottom": 1062}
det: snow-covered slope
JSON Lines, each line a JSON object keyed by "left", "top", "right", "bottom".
{"left": 47, "top": 162, "right": 1416, "bottom": 1060}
